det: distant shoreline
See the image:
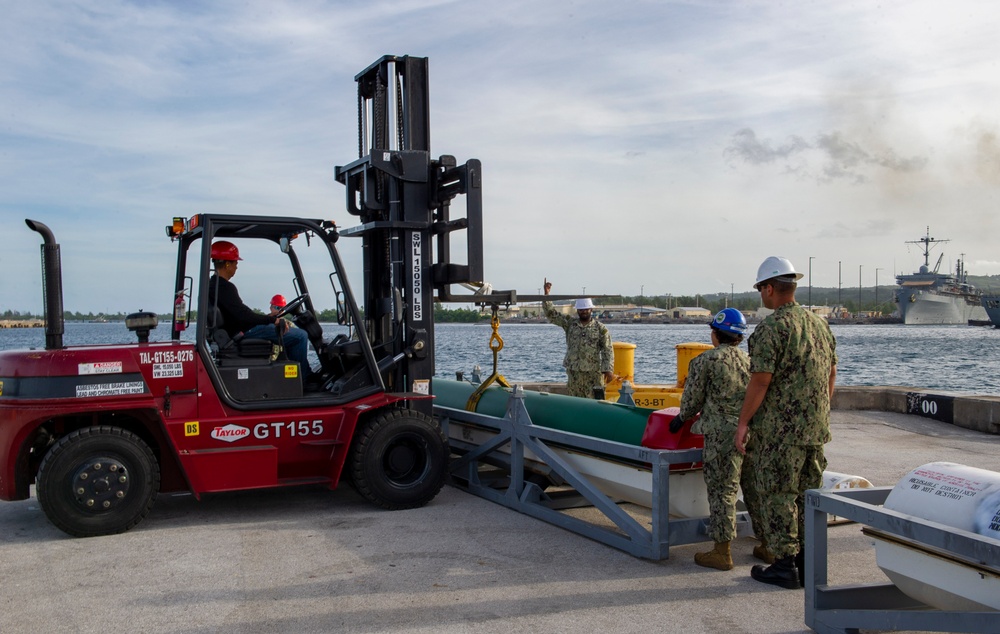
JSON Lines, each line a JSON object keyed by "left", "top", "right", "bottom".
{"left": 504, "top": 316, "right": 909, "bottom": 326}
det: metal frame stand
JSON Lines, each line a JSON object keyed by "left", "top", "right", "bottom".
{"left": 804, "top": 487, "right": 1000, "bottom": 634}
{"left": 436, "top": 385, "right": 751, "bottom": 560}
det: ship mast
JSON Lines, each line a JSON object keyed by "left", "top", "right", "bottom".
{"left": 907, "top": 226, "right": 949, "bottom": 269}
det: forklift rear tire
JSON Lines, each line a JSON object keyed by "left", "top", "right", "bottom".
{"left": 36, "top": 426, "right": 160, "bottom": 538}
{"left": 349, "top": 409, "right": 447, "bottom": 510}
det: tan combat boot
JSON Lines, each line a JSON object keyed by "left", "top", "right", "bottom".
{"left": 752, "top": 543, "right": 775, "bottom": 564}
{"left": 694, "top": 541, "right": 733, "bottom": 571}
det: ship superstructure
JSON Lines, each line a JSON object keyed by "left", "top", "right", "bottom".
{"left": 894, "top": 228, "right": 987, "bottom": 325}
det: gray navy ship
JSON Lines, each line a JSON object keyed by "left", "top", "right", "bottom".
{"left": 982, "top": 295, "right": 1000, "bottom": 328}
{"left": 893, "top": 228, "right": 988, "bottom": 325}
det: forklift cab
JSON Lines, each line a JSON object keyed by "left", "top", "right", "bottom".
{"left": 168, "top": 214, "right": 383, "bottom": 409}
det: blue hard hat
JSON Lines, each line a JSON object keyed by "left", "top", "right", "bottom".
{"left": 711, "top": 308, "right": 747, "bottom": 335}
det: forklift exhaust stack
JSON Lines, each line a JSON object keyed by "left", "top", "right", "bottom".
{"left": 25, "top": 219, "right": 64, "bottom": 350}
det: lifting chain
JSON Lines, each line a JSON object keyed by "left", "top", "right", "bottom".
{"left": 395, "top": 70, "right": 405, "bottom": 150}
{"left": 465, "top": 305, "right": 511, "bottom": 410}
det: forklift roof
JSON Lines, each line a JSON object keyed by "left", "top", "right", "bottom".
{"left": 169, "top": 214, "right": 336, "bottom": 244}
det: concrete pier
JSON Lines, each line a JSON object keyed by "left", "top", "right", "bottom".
{"left": 833, "top": 385, "right": 1000, "bottom": 435}
{"left": 1, "top": 408, "right": 998, "bottom": 633}
{"left": 0, "top": 320, "right": 43, "bottom": 329}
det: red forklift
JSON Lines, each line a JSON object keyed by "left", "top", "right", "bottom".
{"left": 0, "top": 55, "right": 501, "bottom": 537}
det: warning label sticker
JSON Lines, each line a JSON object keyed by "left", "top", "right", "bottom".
{"left": 906, "top": 466, "right": 991, "bottom": 501}
{"left": 76, "top": 381, "right": 146, "bottom": 398}
{"left": 78, "top": 362, "right": 123, "bottom": 375}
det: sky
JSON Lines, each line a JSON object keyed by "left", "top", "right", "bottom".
{"left": 3, "top": 0, "right": 1000, "bottom": 314}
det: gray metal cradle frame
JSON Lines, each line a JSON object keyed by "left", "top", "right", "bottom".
{"left": 436, "top": 384, "right": 752, "bottom": 560}
{"left": 805, "top": 487, "right": 1000, "bottom": 634}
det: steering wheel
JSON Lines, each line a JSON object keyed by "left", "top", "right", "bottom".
{"left": 272, "top": 293, "right": 309, "bottom": 320}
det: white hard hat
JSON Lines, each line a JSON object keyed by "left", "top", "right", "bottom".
{"left": 575, "top": 298, "right": 595, "bottom": 310}
{"left": 755, "top": 256, "right": 804, "bottom": 285}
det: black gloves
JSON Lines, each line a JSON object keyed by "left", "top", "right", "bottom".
{"left": 669, "top": 416, "right": 685, "bottom": 433}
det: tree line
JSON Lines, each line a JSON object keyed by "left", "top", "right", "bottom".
{"left": 599, "top": 287, "right": 900, "bottom": 316}
{"left": 2, "top": 306, "right": 483, "bottom": 324}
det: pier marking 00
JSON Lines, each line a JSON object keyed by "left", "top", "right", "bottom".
{"left": 906, "top": 392, "right": 954, "bottom": 424}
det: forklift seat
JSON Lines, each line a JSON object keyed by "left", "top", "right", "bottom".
{"left": 206, "top": 308, "right": 274, "bottom": 363}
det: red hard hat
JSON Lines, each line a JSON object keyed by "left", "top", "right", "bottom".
{"left": 270, "top": 294, "right": 287, "bottom": 308}
{"left": 210, "top": 240, "right": 242, "bottom": 261}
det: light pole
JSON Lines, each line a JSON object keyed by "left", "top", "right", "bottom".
{"left": 875, "top": 268, "right": 884, "bottom": 315}
{"left": 838, "top": 261, "right": 842, "bottom": 308}
{"left": 858, "top": 265, "right": 863, "bottom": 316}
{"left": 730, "top": 283, "right": 734, "bottom": 307}
{"left": 640, "top": 285, "right": 644, "bottom": 317}
{"left": 808, "top": 256, "right": 815, "bottom": 310}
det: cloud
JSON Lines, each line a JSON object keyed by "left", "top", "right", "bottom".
{"left": 5, "top": 0, "right": 1000, "bottom": 314}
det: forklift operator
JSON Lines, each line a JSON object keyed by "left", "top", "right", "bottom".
{"left": 208, "top": 241, "right": 312, "bottom": 378}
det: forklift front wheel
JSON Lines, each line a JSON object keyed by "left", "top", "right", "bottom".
{"left": 36, "top": 426, "right": 160, "bottom": 538}
{"left": 349, "top": 409, "right": 447, "bottom": 510}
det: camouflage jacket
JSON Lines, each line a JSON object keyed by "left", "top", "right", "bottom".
{"left": 748, "top": 301, "right": 838, "bottom": 445}
{"left": 543, "top": 301, "right": 614, "bottom": 372}
{"left": 678, "top": 343, "right": 750, "bottom": 434}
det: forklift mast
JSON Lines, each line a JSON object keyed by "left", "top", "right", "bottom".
{"left": 335, "top": 55, "right": 484, "bottom": 400}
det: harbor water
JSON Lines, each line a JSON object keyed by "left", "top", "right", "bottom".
{"left": 2, "top": 321, "right": 999, "bottom": 396}
{"left": 438, "top": 322, "right": 1000, "bottom": 396}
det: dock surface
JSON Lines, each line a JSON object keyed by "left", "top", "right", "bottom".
{"left": 2, "top": 409, "right": 999, "bottom": 634}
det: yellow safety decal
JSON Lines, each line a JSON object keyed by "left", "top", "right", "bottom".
{"left": 285, "top": 364, "right": 299, "bottom": 379}
{"left": 0, "top": 380, "right": 3, "bottom": 396}
{"left": 184, "top": 421, "right": 200, "bottom": 437}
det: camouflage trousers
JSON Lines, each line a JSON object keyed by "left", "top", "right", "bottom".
{"left": 751, "top": 441, "right": 827, "bottom": 558}
{"left": 702, "top": 426, "right": 744, "bottom": 542}
{"left": 740, "top": 440, "right": 765, "bottom": 540}
{"left": 566, "top": 369, "right": 605, "bottom": 399}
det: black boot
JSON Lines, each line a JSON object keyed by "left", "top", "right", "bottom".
{"left": 750, "top": 555, "right": 800, "bottom": 589}
{"left": 795, "top": 551, "right": 805, "bottom": 587}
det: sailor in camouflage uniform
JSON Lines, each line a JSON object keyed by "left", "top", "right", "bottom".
{"left": 736, "top": 256, "right": 838, "bottom": 590}
{"left": 543, "top": 280, "right": 614, "bottom": 399}
{"left": 672, "top": 308, "right": 752, "bottom": 571}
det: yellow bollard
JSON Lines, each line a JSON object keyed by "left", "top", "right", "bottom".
{"left": 675, "top": 343, "right": 713, "bottom": 388}
{"left": 609, "top": 342, "right": 636, "bottom": 391}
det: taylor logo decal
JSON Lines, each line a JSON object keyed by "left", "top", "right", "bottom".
{"left": 211, "top": 424, "right": 250, "bottom": 443}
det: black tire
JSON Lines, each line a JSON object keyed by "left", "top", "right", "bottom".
{"left": 349, "top": 409, "right": 447, "bottom": 510}
{"left": 36, "top": 426, "right": 160, "bottom": 538}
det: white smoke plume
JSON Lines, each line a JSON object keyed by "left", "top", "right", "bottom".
{"left": 725, "top": 128, "right": 928, "bottom": 184}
